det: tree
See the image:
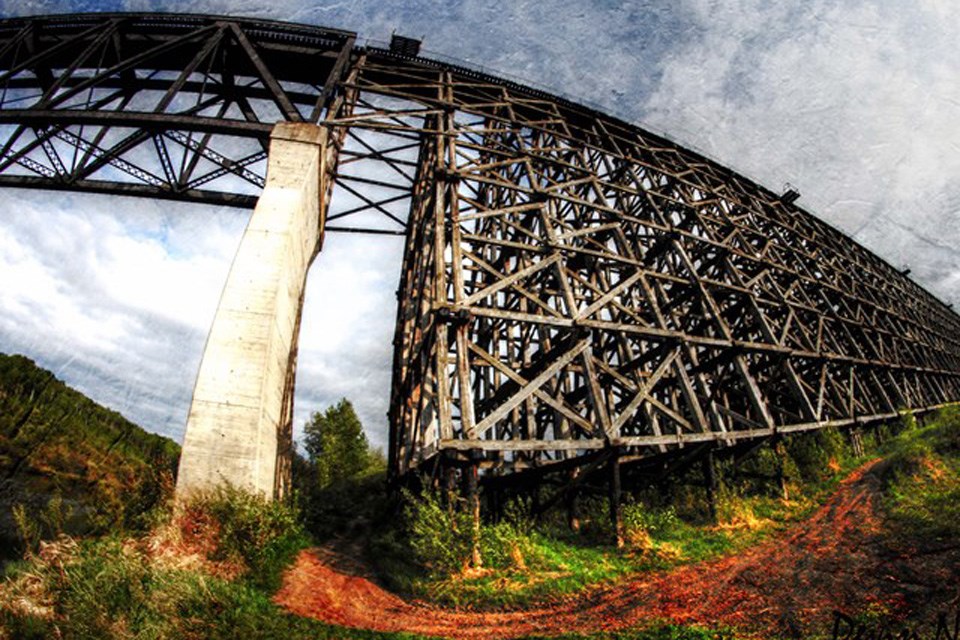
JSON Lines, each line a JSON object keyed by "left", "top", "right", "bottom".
{"left": 302, "top": 398, "right": 374, "bottom": 488}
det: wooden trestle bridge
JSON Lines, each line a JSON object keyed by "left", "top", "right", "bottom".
{"left": 1, "top": 13, "right": 958, "bottom": 524}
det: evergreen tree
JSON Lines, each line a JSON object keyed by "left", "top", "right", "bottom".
{"left": 302, "top": 398, "right": 372, "bottom": 488}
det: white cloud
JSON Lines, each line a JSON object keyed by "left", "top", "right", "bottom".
{"left": 292, "top": 233, "right": 405, "bottom": 451}
{"left": 0, "top": 184, "right": 404, "bottom": 448}
{"left": 0, "top": 190, "right": 246, "bottom": 439}
{"left": 640, "top": 0, "right": 960, "bottom": 302}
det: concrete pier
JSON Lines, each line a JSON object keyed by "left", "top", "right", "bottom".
{"left": 176, "top": 123, "right": 327, "bottom": 499}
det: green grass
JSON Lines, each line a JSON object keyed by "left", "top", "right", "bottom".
{"left": 0, "top": 538, "right": 433, "bottom": 640}
{"left": 377, "top": 488, "right": 828, "bottom": 611}
{"left": 880, "top": 407, "right": 960, "bottom": 542}
{"left": 0, "top": 489, "right": 435, "bottom": 640}
{"left": 412, "top": 531, "right": 636, "bottom": 609}
{"left": 370, "top": 422, "right": 889, "bottom": 612}
{"left": 180, "top": 485, "right": 311, "bottom": 592}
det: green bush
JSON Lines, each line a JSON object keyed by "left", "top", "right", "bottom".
{"left": 882, "top": 408, "right": 960, "bottom": 541}
{"left": 622, "top": 502, "right": 681, "bottom": 538}
{"left": 479, "top": 521, "right": 541, "bottom": 571}
{"left": 403, "top": 489, "right": 474, "bottom": 577}
{"left": 297, "top": 467, "right": 390, "bottom": 539}
{"left": 0, "top": 535, "right": 412, "bottom": 639}
{"left": 784, "top": 427, "right": 847, "bottom": 484}
{"left": 183, "top": 486, "right": 309, "bottom": 592}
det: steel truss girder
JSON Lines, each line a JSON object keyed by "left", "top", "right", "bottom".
{"left": 0, "top": 13, "right": 354, "bottom": 207}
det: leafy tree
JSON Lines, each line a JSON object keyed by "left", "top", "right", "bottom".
{"left": 297, "top": 399, "right": 388, "bottom": 538}
{"left": 302, "top": 398, "right": 378, "bottom": 488}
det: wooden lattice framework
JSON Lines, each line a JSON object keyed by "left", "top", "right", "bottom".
{"left": 368, "top": 59, "right": 960, "bottom": 482}
{"left": 0, "top": 14, "right": 958, "bottom": 493}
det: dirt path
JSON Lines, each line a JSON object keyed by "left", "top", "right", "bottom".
{"left": 275, "top": 460, "right": 957, "bottom": 638}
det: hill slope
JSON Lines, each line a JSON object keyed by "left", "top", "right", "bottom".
{"left": 0, "top": 353, "right": 179, "bottom": 558}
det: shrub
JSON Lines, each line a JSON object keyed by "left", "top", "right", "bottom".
{"left": 622, "top": 502, "right": 681, "bottom": 538}
{"left": 479, "top": 521, "right": 542, "bottom": 572}
{"left": 784, "top": 427, "right": 847, "bottom": 484}
{"left": 403, "top": 489, "right": 474, "bottom": 577}
{"left": 181, "top": 486, "right": 309, "bottom": 591}
{"left": 882, "top": 408, "right": 960, "bottom": 541}
{"left": 297, "top": 467, "right": 390, "bottom": 540}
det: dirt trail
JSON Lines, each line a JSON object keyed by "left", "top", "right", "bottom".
{"left": 275, "top": 460, "right": 957, "bottom": 638}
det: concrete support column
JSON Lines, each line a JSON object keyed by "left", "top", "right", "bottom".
{"left": 176, "top": 123, "right": 328, "bottom": 499}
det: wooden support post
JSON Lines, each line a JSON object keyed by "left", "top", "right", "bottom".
{"left": 849, "top": 426, "right": 864, "bottom": 458}
{"left": 873, "top": 422, "right": 884, "bottom": 445}
{"left": 465, "top": 451, "right": 482, "bottom": 568}
{"left": 530, "top": 483, "right": 542, "bottom": 521}
{"left": 608, "top": 448, "right": 624, "bottom": 548}
{"left": 486, "top": 485, "right": 504, "bottom": 524}
{"left": 566, "top": 467, "right": 581, "bottom": 532}
{"left": 657, "top": 460, "right": 673, "bottom": 504}
{"left": 773, "top": 438, "right": 789, "bottom": 501}
{"left": 703, "top": 448, "right": 718, "bottom": 523}
{"left": 443, "top": 463, "right": 458, "bottom": 515}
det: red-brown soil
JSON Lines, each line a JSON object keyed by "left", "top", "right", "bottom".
{"left": 274, "top": 460, "right": 960, "bottom": 638}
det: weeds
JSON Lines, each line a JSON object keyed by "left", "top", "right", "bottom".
{"left": 403, "top": 488, "right": 476, "bottom": 577}
{"left": 12, "top": 494, "right": 73, "bottom": 557}
{"left": 881, "top": 407, "right": 960, "bottom": 542}
{"left": 368, "top": 412, "right": 898, "bottom": 612}
{"left": 181, "top": 486, "right": 309, "bottom": 591}
{"left": 0, "top": 488, "right": 414, "bottom": 640}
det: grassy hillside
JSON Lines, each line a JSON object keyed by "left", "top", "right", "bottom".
{"left": 1, "top": 357, "right": 955, "bottom": 638}
{"left": 0, "top": 353, "right": 180, "bottom": 559}
{"left": 2, "top": 409, "right": 956, "bottom": 639}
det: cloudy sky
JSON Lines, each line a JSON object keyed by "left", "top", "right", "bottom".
{"left": 1, "top": 0, "right": 959, "bottom": 453}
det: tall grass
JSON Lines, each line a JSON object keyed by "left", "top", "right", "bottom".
{"left": 370, "top": 418, "right": 891, "bottom": 611}
{"left": 881, "top": 407, "right": 960, "bottom": 542}
{"left": 179, "top": 486, "right": 309, "bottom": 591}
{"left": 0, "top": 488, "right": 417, "bottom": 640}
